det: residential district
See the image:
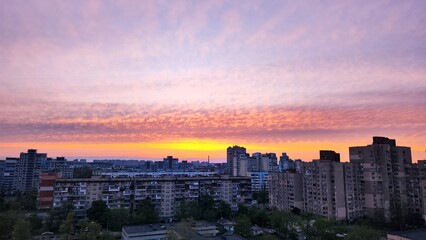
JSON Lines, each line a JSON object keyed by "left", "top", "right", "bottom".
{"left": 1, "top": 136, "right": 426, "bottom": 240}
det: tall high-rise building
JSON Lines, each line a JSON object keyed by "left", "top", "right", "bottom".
{"left": 301, "top": 160, "right": 348, "bottom": 220}
{"left": 349, "top": 136, "right": 412, "bottom": 216}
{"left": 16, "top": 149, "right": 47, "bottom": 193}
{"left": 250, "top": 153, "right": 278, "bottom": 172}
{"left": 2, "top": 158, "right": 18, "bottom": 195}
{"left": 269, "top": 171, "right": 303, "bottom": 211}
{"left": 163, "top": 156, "right": 179, "bottom": 171}
{"left": 227, "top": 146, "right": 249, "bottom": 176}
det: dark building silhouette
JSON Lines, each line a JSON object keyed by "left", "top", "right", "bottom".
{"left": 319, "top": 150, "right": 340, "bottom": 162}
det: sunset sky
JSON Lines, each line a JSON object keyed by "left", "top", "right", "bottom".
{"left": 1, "top": 0, "right": 425, "bottom": 162}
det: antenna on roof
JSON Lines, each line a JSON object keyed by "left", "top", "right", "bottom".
{"left": 208, "top": 155, "right": 210, "bottom": 164}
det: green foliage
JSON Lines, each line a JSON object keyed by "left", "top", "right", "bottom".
{"left": 177, "top": 200, "right": 192, "bottom": 220}
{"left": 73, "top": 167, "right": 93, "bottom": 178}
{"left": 0, "top": 191, "right": 8, "bottom": 212}
{"left": 237, "top": 204, "right": 249, "bottom": 216}
{"left": 59, "top": 212, "right": 75, "bottom": 240}
{"left": 15, "top": 191, "right": 38, "bottom": 210}
{"left": 198, "top": 194, "right": 215, "bottom": 220}
{"left": 134, "top": 199, "right": 160, "bottom": 224}
{"left": 0, "top": 210, "right": 19, "bottom": 239}
{"left": 87, "top": 200, "right": 110, "bottom": 228}
{"left": 346, "top": 226, "right": 379, "bottom": 240}
{"left": 270, "top": 211, "right": 299, "bottom": 240}
{"left": 234, "top": 215, "right": 252, "bottom": 238}
{"left": 299, "top": 214, "right": 316, "bottom": 239}
{"left": 291, "top": 207, "right": 301, "bottom": 215}
{"left": 77, "top": 219, "right": 101, "bottom": 240}
{"left": 248, "top": 207, "right": 270, "bottom": 227}
{"left": 27, "top": 214, "right": 43, "bottom": 234}
{"left": 314, "top": 218, "right": 339, "bottom": 240}
{"left": 253, "top": 235, "right": 280, "bottom": 240}
{"left": 46, "top": 201, "right": 74, "bottom": 232}
{"left": 13, "top": 219, "right": 31, "bottom": 240}
{"left": 217, "top": 201, "right": 232, "bottom": 219}
{"left": 405, "top": 212, "right": 425, "bottom": 228}
{"left": 388, "top": 198, "right": 425, "bottom": 230}
{"left": 99, "top": 231, "right": 117, "bottom": 240}
{"left": 108, "top": 208, "right": 130, "bottom": 231}
{"left": 252, "top": 188, "right": 269, "bottom": 204}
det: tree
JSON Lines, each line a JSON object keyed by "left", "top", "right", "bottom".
{"left": 134, "top": 199, "right": 160, "bottom": 224}
{"left": 198, "top": 194, "right": 215, "bottom": 220}
{"left": 314, "top": 218, "right": 337, "bottom": 240}
{"left": 99, "top": 231, "right": 117, "bottom": 240}
{"left": 389, "top": 198, "right": 405, "bottom": 230}
{"left": 270, "top": 211, "right": 298, "bottom": 240}
{"left": 77, "top": 219, "right": 101, "bottom": 240}
{"left": 405, "top": 212, "right": 425, "bottom": 228}
{"left": 27, "top": 214, "right": 43, "bottom": 234}
{"left": 0, "top": 190, "right": 8, "bottom": 212}
{"left": 256, "top": 188, "right": 269, "bottom": 204}
{"left": 217, "top": 201, "right": 231, "bottom": 219}
{"left": 0, "top": 211, "right": 19, "bottom": 239}
{"left": 256, "top": 235, "right": 280, "bottom": 240}
{"left": 291, "top": 207, "right": 301, "bottom": 215}
{"left": 108, "top": 208, "right": 130, "bottom": 231}
{"left": 238, "top": 204, "right": 249, "bottom": 216}
{"left": 188, "top": 201, "right": 201, "bottom": 220}
{"left": 346, "top": 226, "right": 379, "bottom": 240}
{"left": 249, "top": 208, "right": 270, "bottom": 227}
{"left": 59, "top": 212, "right": 75, "bottom": 240}
{"left": 87, "top": 200, "right": 110, "bottom": 228}
{"left": 16, "top": 191, "right": 38, "bottom": 210}
{"left": 177, "top": 201, "right": 192, "bottom": 220}
{"left": 46, "top": 200, "right": 74, "bottom": 232}
{"left": 13, "top": 220, "right": 31, "bottom": 240}
{"left": 300, "top": 214, "right": 316, "bottom": 240}
{"left": 235, "top": 215, "right": 252, "bottom": 238}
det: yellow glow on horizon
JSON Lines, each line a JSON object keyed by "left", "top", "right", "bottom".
{"left": 1, "top": 138, "right": 425, "bottom": 162}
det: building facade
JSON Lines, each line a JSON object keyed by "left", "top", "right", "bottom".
{"left": 269, "top": 171, "right": 303, "bottom": 211}
{"left": 16, "top": 149, "right": 47, "bottom": 193}
{"left": 227, "top": 146, "right": 249, "bottom": 176}
{"left": 52, "top": 175, "right": 252, "bottom": 220}
{"left": 349, "top": 136, "right": 413, "bottom": 216}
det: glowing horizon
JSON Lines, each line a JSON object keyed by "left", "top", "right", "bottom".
{"left": 1, "top": 1, "right": 425, "bottom": 162}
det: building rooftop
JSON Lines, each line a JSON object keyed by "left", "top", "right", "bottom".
{"left": 122, "top": 221, "right": 247, "bottom": 240}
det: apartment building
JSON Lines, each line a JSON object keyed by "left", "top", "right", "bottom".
{"left": 1, "top": 158, "right": 18, "bottom": 195}
{"left": 249, "top": 172, "right": 269, "bottom": 192}
{"left": 301, "top": 160, "right": 348, "bottom": 220}
{"left": 270, "top": 137, "right": 426, "bottom": 222}
{"left": 52, "top": 175, "right": 252, "bottom": 220}
{"left": 38, "top": 172, "right": 59, "bottom": 209}
{"left": 227, "top": 146, "right": 249, "bottom": 177}
{"left": 16, "top": 149, "right": 47, "bottom": 193}
{"left": 269, "top": 171, "right": 303, "bottom": 211}
{"left": 342, "top": 162, "right": 365, "bottom": 220}
{"left": 349, "top": 136, "right": 413, "bottom": 216}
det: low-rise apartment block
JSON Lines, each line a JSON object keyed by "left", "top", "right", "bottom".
{"left": 53, "top": 175, "right": 252, "bottom": 220}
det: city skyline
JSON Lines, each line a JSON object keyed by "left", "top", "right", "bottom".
{"left": 0, "top": 136, "right": 421, "bottom": 163}
{"left": 1, "top": 1, "right": 425, "bottom": 162}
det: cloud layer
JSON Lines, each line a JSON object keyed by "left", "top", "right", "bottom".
{"left": 0, "top": 0, "right": 425, "bottom": 161}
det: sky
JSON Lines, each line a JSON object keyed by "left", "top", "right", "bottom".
{"left": 0, "top": 0, "right": 425, "bottom": 162}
